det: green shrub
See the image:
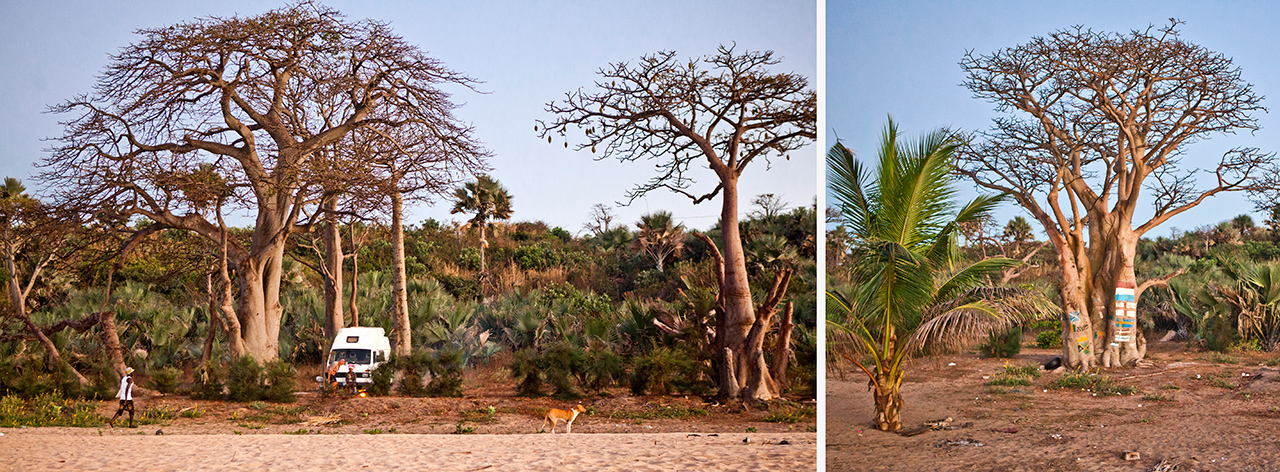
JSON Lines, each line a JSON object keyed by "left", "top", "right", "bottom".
{"left": 508, "top": 348, "right": 544, "bottom": 397}
{"left": 581, "top": 348, "right": 623, "bottom": 393}
{"left": 0, "top": 392, "right": 105, "bottom": 427}
{"left": 1002, "top": 364, "right": 1042, "bottom": 378}
{"left": 226, "top": 357, "right": 264, "bottom": 402}
{"left": 436, "top": 274, "right": 481, "bottom": 301}
{"left": 367, "top": 363, "right": 396, "bottom": 396}
{"left": 424, "top": 349, "right": 465, "bottom": 397}
{"left": 150, "top": 366, "right": 181, "bottom": 395}
{"left": 1048, "top": 373, "right": 1138, "bottom": 396}
{"left": 190, "top": 361, "right": 224, "bottom": 400}
{"left": 395, "top": 353, "right": 428, "bottom": 397}
{"left": 1035, "top": 327, "right": 1062, "bottom": 349}
{"left": 986, "top": 376, "right": 1032, "bottom": 386}
{"left": 630, "top": 347, "right": 696, "bottom": 396}
{"left": 539, "top": 342, "right": 584, "bottom": 399}
{"left": 1201, "top": 313, "right": 1241, "bottom": 353}
{"left": 980, "top": 326, "right": 1022, "bottom": 358}
{"left": 263, "top": 360, "right": 297, "bottom": 403}
{"left": 764, "top": 408, "right": 815, "bottom": 424}
{"left": 456, "top": 247, "right": 482, "bottom": 271}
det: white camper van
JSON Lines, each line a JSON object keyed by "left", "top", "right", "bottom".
{"left": 326, "top": 327, "right": 392, "bottom": 387}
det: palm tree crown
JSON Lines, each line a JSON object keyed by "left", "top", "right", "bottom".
{"left": 633, "top": 211, "right": 685, "bottom": 272}
{"left": 450, "top": 175, "right": 513, "bottom": 272}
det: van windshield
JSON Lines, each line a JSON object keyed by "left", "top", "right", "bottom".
{"left": 330, "top": 349, "right": 371, "bottom": 365}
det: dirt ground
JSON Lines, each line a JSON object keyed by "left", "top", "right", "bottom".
{"left": 87, "top": 362, "right": 817, "bottom": 436}
{"left": 827, "top": 338, "right": 1280, "bottom": 472}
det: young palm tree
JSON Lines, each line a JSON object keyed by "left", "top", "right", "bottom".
{"left": 450, "top": 175, "right": 513, "bottom": 273}
{"left": 827, "top": 119, "right": 1048, "bottom": 431}
{"left": 633, "top": 211, "right": 685, "bottom": 272}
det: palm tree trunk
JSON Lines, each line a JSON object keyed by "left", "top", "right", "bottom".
{"left": 873, "top": 373, "right": 903, "bottom": 431}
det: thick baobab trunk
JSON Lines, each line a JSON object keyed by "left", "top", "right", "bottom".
{"left": 390, "top": 192, "right": 412, "bottom": 357}
{"left": 1057, "top": 251, "right": 1098, "bottom": 370}
{"left": 1098, "top": 230, "right": 1145, "bottom": 367}
{"left": 770, "top": 302, "right": 795, "bottom": 390}
{"left": 873, "top": 371, "right": 903, "bottom": 431}
{"left": 235, "top": 264, "right": 277, "bottom": 360}
{"left": 716, "top": 176, "right": 776, "bottom": 401}
{"left": 321, "top": 200, "right": 345, "bottom": 355}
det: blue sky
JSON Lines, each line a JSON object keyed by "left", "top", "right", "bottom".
{"left": 0, "top": 1, "right": 817, "bottom": 233}
{"left": 827, "top": 0, "right": 1280, "bottom": 238}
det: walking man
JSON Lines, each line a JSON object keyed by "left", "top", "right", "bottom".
{"left": 110, "top": 366, "right": 136, "bottom": 428}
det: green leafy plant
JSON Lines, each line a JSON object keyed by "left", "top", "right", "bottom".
{"left": 454, "top": 420, "right": 475, "bottom": 434}
{"left": 979, "top": 326, "right": 1023, "bottom": 358}
{"left": 263, "top": 360, "right": 297, "bottom": 403}
{"left": 150, "top": 366, "right": 181, "bottom": 395}
{"left": 1048, "top": 373, "right": 1138, "bottom": 396}
{"left": 226, "top": 357, "right": 263, "bottom": 402}
{"left": 509, "top": 348, "right": 544, "bottom": 397}
{"left": 190, "top": 361, "right": 224, "bottom": 401}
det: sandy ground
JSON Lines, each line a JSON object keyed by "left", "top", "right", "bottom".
{"left": 2, "top": 431, "right": 815, "bottom": 471}
{"left": 827, "top": 340, "right": 1280, "bottom": 472}
{"left": 0, "top": 374, "right": 816, "bottom": 471}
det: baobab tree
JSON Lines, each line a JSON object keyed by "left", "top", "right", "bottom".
{"left": 539, "top": 45, "right": 815, "bottom": 401}
{"left": 43, "top": 2, "right": 482, "bottom": 362}
{"left": 958, "top": 20, "right": 1275, "bottom": 368}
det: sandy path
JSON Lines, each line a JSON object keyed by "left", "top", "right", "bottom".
{"left": 2, "top": 431, "right": 815, "bottom": 471}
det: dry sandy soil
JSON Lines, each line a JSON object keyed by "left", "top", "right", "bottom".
{"left": 827, "top": 339, "right": 1280, "bottom": 472}
{"left": 2, "top": 371, "right": 816, "bottom": 471}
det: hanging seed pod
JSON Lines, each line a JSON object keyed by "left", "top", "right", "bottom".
{"left": 591, "top": 146, "right": 596, "bottom": 153}
{"left": 548, "top": 136, "right": 553, "bottom": 144}
{"left": 564, "top": 142, "right": 568, "bottom": 148}
{"left": 534, "top": 124, "right": 538, "bottom": 132}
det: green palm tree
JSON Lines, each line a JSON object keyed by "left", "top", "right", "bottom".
{"left": 827, "top": 119, "right": 1047, "bottom": 432}
{"left": 633, "top": 211, "right": 685, "bottom": 272}
{"left": 450, "top": 175, "right": 513, "bottom": 273}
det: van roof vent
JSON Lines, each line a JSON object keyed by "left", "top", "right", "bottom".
{"left": 346, "top": 336, "right": 359, "bottom": 343}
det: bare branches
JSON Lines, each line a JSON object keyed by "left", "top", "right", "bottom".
{"left": 538, "top": 45, "right": 814, "bottom": 205}
{"left": 960, "top": 20, "right": 1270, "bottom": 232}
{"left": 42, "top": 1, "right": 481, "bottom": 253}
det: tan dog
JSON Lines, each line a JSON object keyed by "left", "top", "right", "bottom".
{"left": 541, "top": 404, "right": 587, "bottom": 434}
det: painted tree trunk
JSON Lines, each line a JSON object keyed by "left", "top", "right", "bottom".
{"left": 716, "top": 177, "right": 775, "bottom": 401}
{"left": 1099, "top": 233, "right": 1145, "bottom": 367}
{"left": 390, "top": 191, "right": 412, "bottom": 357}
{"left": 1057, "top": 251, "right": 1098, "bottom": 370}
